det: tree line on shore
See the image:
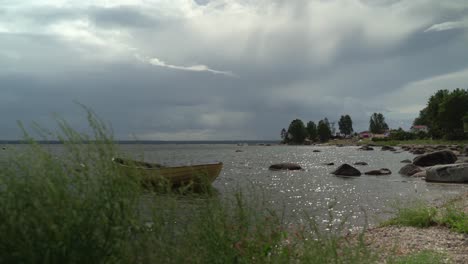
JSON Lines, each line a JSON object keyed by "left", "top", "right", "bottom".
{"left": 281, "top": 115, "right": 355, "bottom": 144}
{"left": 281, "top": 88, "right": 468, "bottom": 144}
{"left": 413, "top": 88, "right": 468, "bottom": 140}
{"left": 281, "top": 113, "right": 388, "bottom": 144}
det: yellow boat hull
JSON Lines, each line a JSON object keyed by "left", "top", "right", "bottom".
{"left": 114, "top": 158, "right": 223, "bottom": 189}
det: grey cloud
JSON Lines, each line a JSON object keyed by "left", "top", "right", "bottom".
{"left": 88, "top": 6, "right": 159, "bottom": 28}
{"left": 1, "top": 0, "right": 468, "bottom": 140}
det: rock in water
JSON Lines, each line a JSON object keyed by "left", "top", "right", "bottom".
{"left": 381, "top": 146, "right": 396, "bottom": 151}
{"left": 426, "top": 164, "right": 468, "bottom": 183}
{"left": 269, "top": 163, "right": 302, "bottom": 171}
{"left": 400, "top": 159, "right": 412, "bottom": 163}
{"left": 353, "top": 162, "right": 368, "bottom": 166}
{"left": 399, "top": 164, "right": 423, "bottom": 176}
{"left": 331, "top": 164, "right": 361, "bottom": 176}
{"left": 364, "top": 168, "right": 391, "bottom": 175}
{"left": 413, "top": 150, "right": 457, "bottom": 167}
{"left": 358, "top": 146, "right": 374, "bottom": 151}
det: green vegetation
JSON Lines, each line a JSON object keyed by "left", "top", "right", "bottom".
{"left": 369, "top": 113, "right": 388, "bottom": 134}
{"left": 387, "top": 250, "right": 447, "bottom": 264}
{"left": 383, "top": 199, "right": 468, "bottom": 234}
{"left": 282, "top": 117, "right": 333, "bottom": 143}
{"left": 0, "top": 110, "right": 141, "bottom": 263}
{"left": 317, "top": 118, "right": 332, "bottom": 142}
{"left": 363, "top": 138, "right": 468, "bottom": 147}
{"left": 383, "top": 202, "right": 437, "bottom": 228}
{"left": 0, "top": 110, "right": 382, "bottom": 263}
{"left": 414, "top": 88, "right": 468, "bottom": 139}
{"left": 306, "top": 121, "right": 318, "bottom": 141}
{"left": 439, "top": 205, "right": 468, "bottom": 234}
{"left": 286, "top": 119, "right": 308, "bottom": 144}
{"left": 338, "top": 115, "right": 353, "bottom": 136}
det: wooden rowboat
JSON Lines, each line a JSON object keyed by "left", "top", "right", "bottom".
{"left": 112, "top": 158, "right": 223, "bottom": 189}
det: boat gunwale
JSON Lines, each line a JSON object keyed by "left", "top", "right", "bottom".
{"left": 112, "top": 158, "right": 223, "bottom": 171}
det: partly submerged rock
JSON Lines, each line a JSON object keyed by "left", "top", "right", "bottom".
{"left": 412, "top": 171, "right": 427, "bottom": 178}
{"left": 269, "top": 163, "right": 302, "bottom": 171}
{"left": 381, "top": 146, "right": 396, "bottom": 151}
{"left": 324, "top": 162, "right": 335, "bottom": 166}
{"left": 400, "top": 159, "right": 412, "bottom": 163}
{"left": 412, "top": 149, "right": 426, "bottom": 155}
{"left": 353, "top": 162, "right": 368, "bottom": 166}
{"left": 426, "top": 163, "right": 468, "bottom": 183}
{"left": 331, "top": 164, "right": 361, "bottom": 176}
{"left": 398, "top": 164, "right": 423, "bottom": 176}
{"left": 358, "top": 145, "right": 374, "bottom": 151}
{"left": 364, "top": 168, "right": 391, "bottom": 175}
{"left": 313, "top": 150, "right": 321, "bottom": 153}
{"left": 413, "top": 150, "right": 457, "bottom": 167}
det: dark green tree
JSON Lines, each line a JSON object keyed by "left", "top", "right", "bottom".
{"left": 306, "top": 121, "right": 317, "bottom": 141}
{"left": 280, "top": 128, "right": 287, "bottom": 142}
{"left": 338, "top": 115, "right": 353, "bottom": 135}
{"left": 413, "top": 89, "right": 468, "bottom": 139}
{"left": 369, "top": 113, "right": 389, "bottom": 134}
{"left": 438, "top": 88, "right": 468, "bottom": 139}
{"left": 413, "top": 89, "right": 449, "bottom": 138}
{"left": 287, "top": 119, "right": 307, "bottom": 144}
{"left": 317, "top": 118, "right": 331, "bottom": 142}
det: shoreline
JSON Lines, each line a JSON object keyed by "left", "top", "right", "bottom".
{"left": 348, "top": 191, "right": 468, "bottom": 263}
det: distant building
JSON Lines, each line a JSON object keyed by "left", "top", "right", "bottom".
{"left": 359, "top": 131, "right": 372, "bottom": 138}
{"left": 410, "top": 125, "right": 428, "bottom": 133}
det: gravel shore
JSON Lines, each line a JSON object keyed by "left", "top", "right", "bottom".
{"left": 348, "top": 192, "right": 468, "bottom": 263}
{"left": 361, "top": 226, "right": 467, "bottom": 263}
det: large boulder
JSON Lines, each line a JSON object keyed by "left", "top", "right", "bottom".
{"left": 413, "top": 150, "right": 457, "bottom": 167}
{"left": 364, "top": 168, "right": 392, "bottom": 175}
{"left": 331, "top": 164, "right": 361, "bottom": 176}
{"left": 269, "top": 163, "right": 302, "bottom": 171}
{"left": 426, "top": 164, "right": 468, "bottom": 183}
{"left": 398, "top": 164, "right": 423, "bottom": 176}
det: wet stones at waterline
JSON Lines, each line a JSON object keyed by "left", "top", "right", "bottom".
{"left": 358, "top": 145, "right": 374, "bottom": 151}
{"left": 269, "top": 163, "right": 303, "bottom": 171}
{"left": 381, "top": 146, "right": 396, "bottom": 151}
{"left": 364, "top": 168, "right": 392, "bottom": 176}
{"left": 398, "top": 164, "right": 423, "bottom": 176}
{"left": 353, "top": 162, "right": 368, "bottom": 166}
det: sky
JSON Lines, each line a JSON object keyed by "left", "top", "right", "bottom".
{"left": 1, "top": 0, "right": 468, "bottom": 140}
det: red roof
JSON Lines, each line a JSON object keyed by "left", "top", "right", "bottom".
{"left": 411, "top": 125, "right": 427, "bottom": 129}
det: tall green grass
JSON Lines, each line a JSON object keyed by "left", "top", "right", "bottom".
{"left": 0, "top": 108, "right": 378, "bottom": 263}
{"left": 0, "top": 109, "right": 143, "bottom": 263}
{"left": 383, "top": 201, "right": 437, "bottom": 228}
{"left": 387, "top": 250, "right": 448, "bottom": 264}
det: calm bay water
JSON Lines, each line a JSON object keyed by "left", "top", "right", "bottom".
{"left": 2, "top": 143, "right": 466, "bottom": 230}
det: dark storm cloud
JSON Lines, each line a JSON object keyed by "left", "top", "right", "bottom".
{"left": 1, "top": 0, "right": 468, "bottom": 139}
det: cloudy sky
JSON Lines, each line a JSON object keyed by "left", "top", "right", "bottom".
{"left": 1, "top": 0, "right": 468, "bottom": 140}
